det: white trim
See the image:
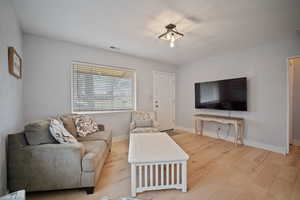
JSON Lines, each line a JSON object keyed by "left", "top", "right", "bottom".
{"left": 286, "top": 56, "right": 300, "bottom": 154}
{"left": 175, "top": 126, "right": 286, "bottom": 154}
{"left": 133, "top": 71, "right": 137, "bottom": 111}
{"left": 174, "top": 126, "right": 194, "bottom": 133}
{"left": 244, "top": 139, "right": 286, "bottom": 155}
{"left": 112, "top": 134, "right": 129, "bottom": 142}
{"left": 293, "top": 139, "right": 300, "bottom": 146}
{"left": 288, "top": 59, "right": 294, "bottom": 145}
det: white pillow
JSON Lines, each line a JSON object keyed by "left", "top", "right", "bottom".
{"left": 49, "top": 119, "right": 78, "bottom": 144}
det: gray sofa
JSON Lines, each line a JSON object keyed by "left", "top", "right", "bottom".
{"left": 7, "top": 119, "right": 112, "bottom": 194}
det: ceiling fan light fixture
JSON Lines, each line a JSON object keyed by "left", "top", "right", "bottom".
{"left": 158, "top": 24, "right": 184, "bottom": 48}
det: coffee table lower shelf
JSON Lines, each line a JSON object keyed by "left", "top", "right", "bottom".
{"left": 128, "top": 133, "right": 189, "bottom": 197}
{"left": 130, "top": 161, "right": 187, "bottom": 197}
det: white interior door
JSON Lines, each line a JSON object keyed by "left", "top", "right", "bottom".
{"left": 153, "top": 71, "right": 175, "bottom": 131}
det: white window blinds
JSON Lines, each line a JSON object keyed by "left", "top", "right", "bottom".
{"left": 72, "top": 63, "right": 135, "bottom": 112}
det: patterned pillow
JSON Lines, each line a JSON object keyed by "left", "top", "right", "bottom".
{"left": 75, "top": 115, "right": 99, "bottom": 137}
{"left": 49, "top": 119, "right": 78, "bottom": 144}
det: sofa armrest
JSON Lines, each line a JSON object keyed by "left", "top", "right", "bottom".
{"left": 130, "top": 122, "right": 135, "bottom": 131}
{"left": 8, "top": 143, "right": 83, "bottom": 191}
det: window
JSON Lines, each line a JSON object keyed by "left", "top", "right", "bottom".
{"left": 72, "top": 62, "right": 136, "bottom": 113}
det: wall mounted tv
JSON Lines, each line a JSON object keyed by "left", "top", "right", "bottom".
{"left": 195, "top": 77, "right": 247, "bottom": 111}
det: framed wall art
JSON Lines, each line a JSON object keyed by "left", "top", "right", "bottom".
{"left": 8, "top": 47, "right": 22, "bottom": 79}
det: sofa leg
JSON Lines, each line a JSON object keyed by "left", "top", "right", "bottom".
{"left": 86, "top": 187, "right": 94, "bottom": 194}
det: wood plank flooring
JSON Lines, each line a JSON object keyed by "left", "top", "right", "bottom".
{"left": 27, "top": 131, "right": 300, "bottom": 200}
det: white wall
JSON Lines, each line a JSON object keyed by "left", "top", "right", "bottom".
{"left": 23, "top": 34, "right": 176, "bottom": 138}
{"left": 176, "top": 33, "right": 300, "bottom": 154}
{"left": 0, "top": 0, "right": 23, "bottom": 195}
{"left": 292, "top": 58, "right": 300, "bottom": 144}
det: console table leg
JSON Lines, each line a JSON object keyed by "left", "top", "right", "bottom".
{"left": 234, "top": 123, "right": 239, "bottom": 146}
{"left": 200, "top": 120, "right": 204, "bottom": 136}
{"left": 240, "top": 122, "right": 245, "bottom": 145}
{"left": 194, "top": 119, "right": 198, "bottom": 134}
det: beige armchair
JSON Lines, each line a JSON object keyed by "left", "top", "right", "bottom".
{"left": 130, "top": 111, "right": 160, "bottom": 134}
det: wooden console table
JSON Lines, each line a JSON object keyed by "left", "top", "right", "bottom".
{"left": 193, "top": 114, "right": 245, "bottom": 145}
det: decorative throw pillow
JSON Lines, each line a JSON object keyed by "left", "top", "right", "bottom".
{"left": 60, "top": 115, "right": 77, "bottom": 137}
{"left": 49, "top": 119, "right": 78, "bottom": 144}
{"left": 25, "top": 120, "right": 56, "bottom": 145}
{"left": 74, "top": 115, "right": 99, "bottom": 137}
{"left": 135, "top": 119, "right": 153, "bottom": 128}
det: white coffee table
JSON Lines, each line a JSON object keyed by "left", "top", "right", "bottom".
{"left": 128, "top": 132, "right": 189, "bottom": 197}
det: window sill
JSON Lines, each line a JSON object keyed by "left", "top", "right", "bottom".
{"left": 72, "top": 110, "right": 135, "bottom": 115}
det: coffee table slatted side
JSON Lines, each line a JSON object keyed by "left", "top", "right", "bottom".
{"left": 128, "top": 133, "right": 189, "bottom": 197}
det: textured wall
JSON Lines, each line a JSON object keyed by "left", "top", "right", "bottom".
{"left": 0, "top": 0, "right": 23, "bottom": 195}
{"left": 23, "top": 34, "right": 176, "bottom": 138}
{"left": 176, "top": 34, "right": 300, "bottom": 153}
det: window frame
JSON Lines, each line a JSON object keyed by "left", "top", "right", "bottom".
{"left": 70, "top": 61, "right": 137, "bottom": 114}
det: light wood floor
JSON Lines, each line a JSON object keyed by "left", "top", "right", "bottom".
{"left": 27, "top": 131, "right": 300, "bottom": 200}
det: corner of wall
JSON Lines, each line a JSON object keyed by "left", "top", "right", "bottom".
{"left": 0, "top": 0, "right": 24, "bottom": 195}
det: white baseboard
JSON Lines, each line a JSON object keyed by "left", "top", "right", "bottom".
{"left": 112, "top": 134, "right": 129, "bottom": 142}
{"left": 175, "top": 126, "right": 194, "bottom": 133}
{"left": 244, "top": 139, "right": 286, "bottom": 155}
{"left": 175, "top": 126, "right": 286, "bottom": 155}
{"left": 293, "top": 139, "right": 300, "bottom": 146}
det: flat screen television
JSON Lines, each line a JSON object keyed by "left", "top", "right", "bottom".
{"left": 195, "top": 77, "right": 247, "bottom": 111}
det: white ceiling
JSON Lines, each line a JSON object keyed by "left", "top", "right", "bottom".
{"left": 12, "top": 0, "right": 300, "bottom": 66}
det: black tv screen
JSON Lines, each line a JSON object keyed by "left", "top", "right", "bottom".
{"left": 195, "top": 77, "right": 247, "bottom": 111}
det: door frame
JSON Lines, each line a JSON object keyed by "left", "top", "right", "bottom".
{"left": 153, "top": 71, "right": 176, "bottom": 130}
{"left": 286, "top": 56, "right": 300, "bottom": 154}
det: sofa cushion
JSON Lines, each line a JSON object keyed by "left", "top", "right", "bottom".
{"left": 74, "top": 115, "right": 99, "bottom": 137}
{"left": 25, "top": 120, "right": 56, "bottom": 145}
{"left": 49, "top": 119, "right": 78, "bottom": 144}
{"left": 81, "top": 141, "right": 107, "bottom": 172}
{"left": 76, "top": 130, "right": 112, "bottom": 145}
{"left": 134, "top": 119, "right": 153, "bottom": 128}
{"left": 60, "top": 115, "right": 77, "bottom": 137}
{"left": 131, "top": 127, "right": 160, "bottom": 133}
